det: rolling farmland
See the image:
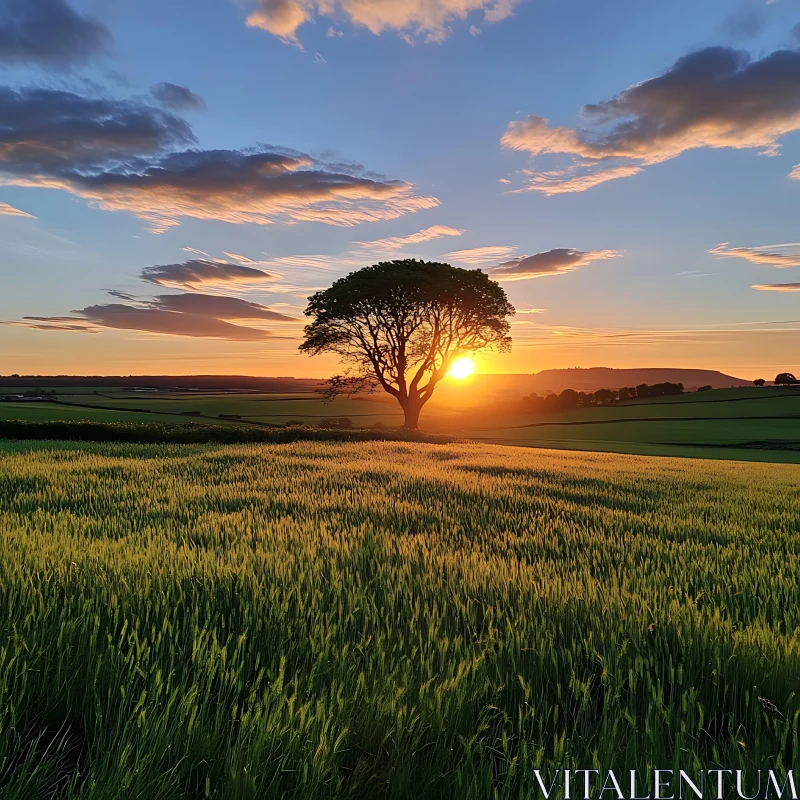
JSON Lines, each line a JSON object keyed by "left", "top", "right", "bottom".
{"left": 2, "top": 385, "right": 799, "bottom": 461}
{"left": 1, "top": 440, "right": 799, "bottom": 797}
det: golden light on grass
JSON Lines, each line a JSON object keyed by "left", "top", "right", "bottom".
{"left": 448, "top": 356, "right": 475, "bottom": 380}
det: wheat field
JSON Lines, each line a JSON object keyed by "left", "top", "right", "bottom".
{"left": 1, "top": 440, "right": 799, "bottom": 799}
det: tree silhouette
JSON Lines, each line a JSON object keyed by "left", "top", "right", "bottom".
{"left": 753, "top": 378, "right": 766, "bottom": 387}
{"left": 300, "top": 260, "right": 514, "bottom": 429}
{"left": 775, "top": 372, "right": 797, "bottom": 386}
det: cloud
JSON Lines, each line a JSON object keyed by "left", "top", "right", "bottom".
{"left": 0, "top": 0, "right": 111, "bottom": 67}
{"left": 242, "top": 0, "right": 524, "bottom": 45}
{"left": 502, "top": 46, "right": 800, "bottom": 193}
{"left": 28, "top": 149, "right": 438, "bottom": 232}
{"left": 751, "top": 283, "right": 800, "bottom": 291}
{"left": 0, "top": 86, "right": 194, "bottom": 174}
{"left": 149, "top": 292, "right": 297, "bottom": 321}
{"left": 141, "top": 258, "right": 277, "bottom": 289}
{"left": 710, "top": 241, "right": 800, "bottom": 267}
{"left": 0, "top": 86, "right": 437, "bottom": 231}
{"left": 518, "top": 164, "right": 644, "bottom": 195}
{"left": 0, "top": 201, "right": 33, "bottom": 217}
{"left": 246, "top": 0, "right": 310, "bottom": 45}
{"left": 17, "top": 292, "right": 297, "bottom": 340}
{"left": 444, "top": 245, "right": 518, "bottom": 264}
{"left": 353, "top": 224, "right": 462, "bottom": 250}
{"left": 489, "top": 248, "right": 622, "bottom": 280}
{"left": 721, "top": 10, "right": 763, "bottom": 40}
{"left": 150, "top": 83, "right": 206, "bottom": 112}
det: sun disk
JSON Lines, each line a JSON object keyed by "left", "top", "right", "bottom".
{"left": 449, "top": 357, "right": 475, "bottom": 380}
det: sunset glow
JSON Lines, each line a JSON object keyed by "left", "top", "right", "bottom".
{"left": 449, "top": 357, "right": 475, "bottom": 380}
{"left": 0, "top": 0, "right": 798, "bottom": 380}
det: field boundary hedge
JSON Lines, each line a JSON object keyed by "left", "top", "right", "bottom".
{"left": 0, "top": 420, "right": 455, "bottom": 445}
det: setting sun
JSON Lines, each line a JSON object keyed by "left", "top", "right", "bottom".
{"left": 448, "top": 357, "right": 475, "bottom": 380}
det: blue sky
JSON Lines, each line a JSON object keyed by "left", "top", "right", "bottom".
{"left": 2, "top": 0, "right": 800, "bottom": 378}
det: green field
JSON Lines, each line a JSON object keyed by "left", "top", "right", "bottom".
{"left": 468, "top": 388, "right": 800, "bottom": 462}
{"left": 1, "top": 439, "right": 799, "bottom": 798}
{"left": 2, "top": 386, "right": 799, "bottom": 461}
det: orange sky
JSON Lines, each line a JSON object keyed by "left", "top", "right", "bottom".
{"left": 4, "top": 324, "right": 798, "bottom": 381}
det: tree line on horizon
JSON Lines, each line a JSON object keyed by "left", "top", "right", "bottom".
{"left": 521, "top": 382, "right": 686, "bottom": 414}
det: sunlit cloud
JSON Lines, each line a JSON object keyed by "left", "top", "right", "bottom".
{"left": 353, "top": 225, "right": 462, "bottom": 250}
{"left": 445, "top": 245, "right": 518, "bottom": 264}
{"left": 503, "top": 46, "right": 800, "bottom": 193}
{"left": 489, "top": 248, "right": 622, "bottom": 280}
{"left": 517, "top": 165, "right": 644, "bottom": 195}
{"left": 710, "top": 242, "right": 800, "bottom": 267}
{"left": 242, "top": 0, "right": 526, "bottom": 46}
{"left": 0, "top": 201, "right": 33, "bottom": 217}
{"left": 751, "top": 283, "right": 800, "bottom": 291}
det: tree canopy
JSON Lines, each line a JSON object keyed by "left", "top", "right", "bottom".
{"left": 300, "top": 259, "right": 514, "bottom": 428}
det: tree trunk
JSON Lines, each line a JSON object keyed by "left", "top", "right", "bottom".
{"left": 402, "top": 400, "right": 422, "bottom": 429}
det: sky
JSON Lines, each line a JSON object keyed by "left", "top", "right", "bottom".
{"left": 2, "top": 0, "right": 800, "bottom": 379}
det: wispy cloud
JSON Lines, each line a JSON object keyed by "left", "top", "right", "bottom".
{"left": 752, "top": 283, "right": 800, "bottom": 291}
{"left": 445, "top": 245, "right": 518, "bottom": 264}
{"left": 353, "top": 225, "right": 462, "bottom": 251}
{"left": 0, "top": 201, "right": 34, "bottom": 217}
{"left": 710, "top": 242, "right": 800, "bottom": 267}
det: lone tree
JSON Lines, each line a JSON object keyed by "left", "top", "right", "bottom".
{"left": 775, "top": 372, "right": 798, "bottom": 386}
{"left": 300, "top": 259, "right": 514, "bottom": 429}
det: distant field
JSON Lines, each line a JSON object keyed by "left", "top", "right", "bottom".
{"left": 0, "top": 440, "right": 798, "bottom": 797}
{"left": 2, "top": 385, "right": 799, "bottom": 461}
{"left": 461, "top": 387, "right": 800, "bottom": 462}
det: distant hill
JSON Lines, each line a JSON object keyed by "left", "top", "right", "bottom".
{"left": 524, "top": 367, "right": 750, "bottom": 393}
{"left": 0, "top": 375, "right": 326, "bottom": 392}
{"left": 432, "top": 367, "right": 751, "bottom": 409}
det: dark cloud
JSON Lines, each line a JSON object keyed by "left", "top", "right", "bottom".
{"left": 721, "top": 10, "right": 763, "bottom": 40}
{"left": 0, "top": 87, "right": 194, "bottom": 174}
{"left": 503, "top": 46, "right": 800, "bottom": 193}
{"left": 141, "top": 259, "right": 276, "bottom": 288}
{"left": 151, "top": 83, "right": 206, "bottom": 111}
{"left": 489, "top": 248, "right": 622, "bottom": 280}
{"left": 0, "top": 85, "right": 436, "bottom": 231}
{"left": 0, "top": 0, "right": 111, "bottom": 67}
{"left": 18, "top": 292, "right": 298, "bottom": 340}
{"left": 151, "top": 293, "right": 297, "bottom": 321}
{"left": 27, "top": 148, "right": 437, "bottom": 232}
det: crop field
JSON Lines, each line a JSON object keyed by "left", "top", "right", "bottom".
{"left": 2, "top": 386, "right": 798, "bottom": 461}
{"left": 1, "top": 439, "right": 799, "bottom": 798}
